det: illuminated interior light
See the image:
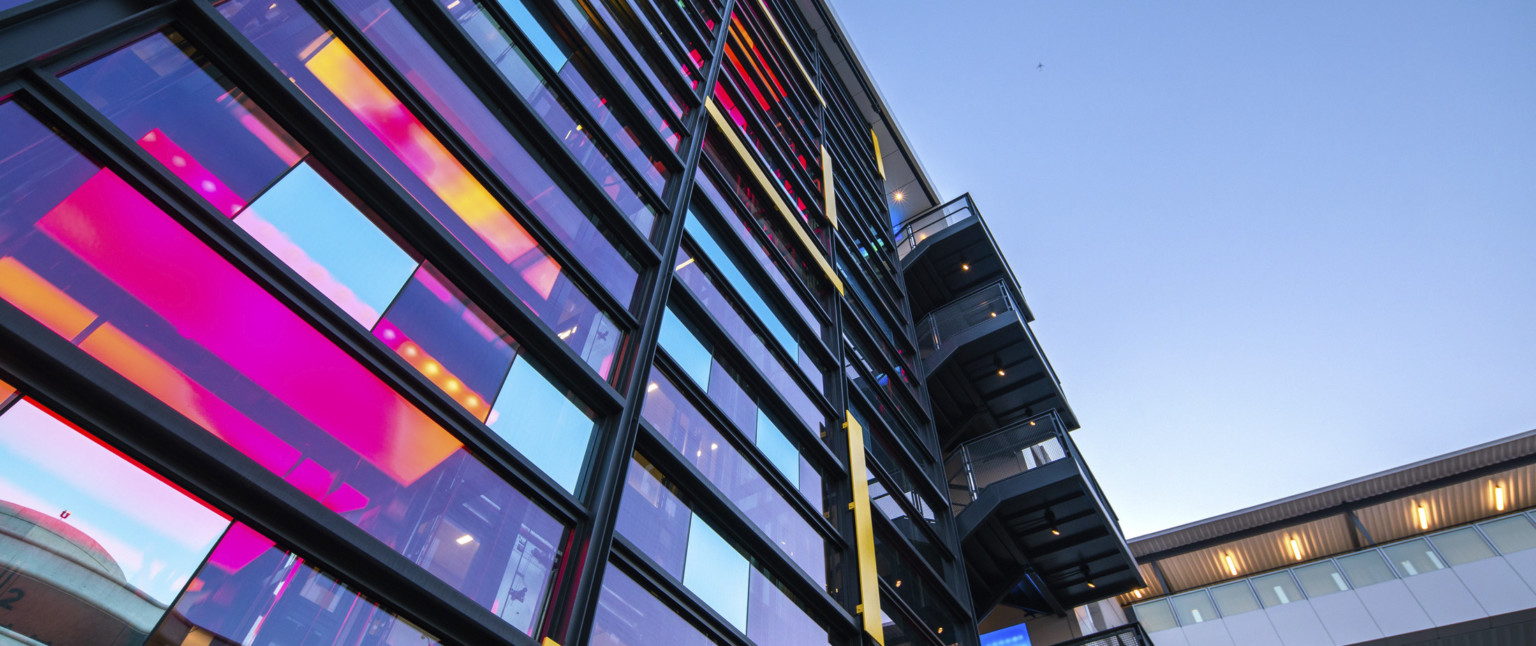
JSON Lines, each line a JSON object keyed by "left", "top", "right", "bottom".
{"left": 1050, "top": 527, "right": 1060, "bottom": 536}
{"left": 1418, "top": 505, "right": 1429, "bottom": 530}
{"left": 456, "top": 534, "right": 474, "bottom": 545}
{"left": 710, "top": 442, "right": 718, "bottom": 451}
{"left": 675, "top": 257, "right": 696, "bottom": 271}
{"left": 1496, "top": 484, "right": 1507, "bottom": 511}
{"left": 894, "top": 580, "right": 901, "bottom": 587}
{"left": 1029, "top": 420, "right": 1036, "bottom": 426}
{"left": 1224, "top": 554, "right": 1238, "bottom": 576}
{"left": 990, "top": 312, "right": 997, "bottom": 318}
{"left": 646, "top": 382, "right": 659, "bottom": 393}
{"left": 556, "top": 326, "right": 578, "bottom": 340}
{"left": 961, "top": 263, "right": 969, "bottom": 271}
{"left": 1087, "top": 581, "right": 1096, "bottom": 588}
{"left": 1289, "top": 538, "right": 1303, "bottom": 561}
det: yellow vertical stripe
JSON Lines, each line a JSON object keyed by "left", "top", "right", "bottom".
{"left": 704, "top": 98, "right": 843, "bottom": 294}
{"left": 846, "top": 412, "right": 885, "bottom": 645}
{"left": 871, "top": 129, "right": 886, "bottom": 179}
{"left": 823, "top": 145, "right": 836, "bottom": 230}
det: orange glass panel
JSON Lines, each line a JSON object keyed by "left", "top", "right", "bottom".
{"left": 0, "top": 257, "right": 99, "bottom": 339}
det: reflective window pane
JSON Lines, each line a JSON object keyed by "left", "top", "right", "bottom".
{"left": 1133, "top": 600, "right": 1177, "bottom": 633}
{"left": 1294, "top": 561, "right": 1350, "bottom": 598}
{"left": 1251, "top": 571, "right": 1304, "bottom": 607}
{"left": 485, "top": 359, "right": 595, "bottom": 492}
{"left": 682, "top": 514, "right": 749, "bottom": 631}
{"left": 1209, "top": 581, "right": 1261, "bottom": 616}
{"left": 615, "top": 454, "right": 690, "bottom": 578}
{"left": 1481, "top": 515, "right": 1536, "bottom": 554}
{"left": 64, "top": 31, "right": 304, "bottom": 218}
{"left": 158, "top": 523, "right": 438, "bottom": 645}
{"left": 376, "top": 264, "right": 515, "bottom": 421}
{"left": 747, "top": 568, "right": 828, "bottom": 646}
{"left": 1170, "top": 591, "right": 1218, "bottom": 626}
{"left": 660, "top": 307, "right": 713, "bottom": 387}
{"left": 1430, "top": 527, "right": 1496, "bottom": 566}
{"left": 756, "top": 411, "right": 800, "bottom": 487}
{"left": 592, "top": 563, "right": 716, "bottom": 646}
{"left": 1384, "top": 538, "right": 1447, "bottom": 577}
{"left": 240, "top": 162, "right": 419, "bottom": 327}
{"left": 1337, "top": 551, "right": 1397, "bottom": 588}
{"left": 0, "top": 400, "right": 229, "bottom": 632}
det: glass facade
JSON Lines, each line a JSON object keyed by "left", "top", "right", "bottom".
{"left": 0, "top": 0, "right": 1086, "bottom": 644}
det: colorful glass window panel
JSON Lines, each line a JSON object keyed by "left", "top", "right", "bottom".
{"left": 219, "top": 0, "right": 621, "bottom": 378}
{"left": 683, "top": 514, "right": 749, "bottom": 631}
{"left": 63, "top": 31, "right": 304, "bottom": 219}
{"left": 443, "top": 0, "right": 670, "bottom": 214}
{"left": 0, "top": 399, "right": 229, "bottom": 615}
{"left": 486, "top": 359, "right": 595, "bottom": 493}
{"left": 154, "top": 522, "right": 438, "bottom": 645}
{"left": 0, "top": 101, "right": 564, "bottom": 634}
{"left": 330, "top": 0, "right": 644, "bottom": 292}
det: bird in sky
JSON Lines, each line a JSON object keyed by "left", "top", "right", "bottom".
{"left": 1037, "top": 62, "right": 1044, "bottom": 71}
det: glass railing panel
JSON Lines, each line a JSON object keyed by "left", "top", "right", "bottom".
{"left": 917, "top": 282, "right": 1017, "bottom": 365}
{"left": 894, "top": 201, "right": 976, "bottom": 260}
{"left": 945, "top": 413, "right": 1071, "bottom": 513}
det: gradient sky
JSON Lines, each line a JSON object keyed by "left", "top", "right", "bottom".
{"left": 834, "top": 1, "right": 1536, "bottom": 538}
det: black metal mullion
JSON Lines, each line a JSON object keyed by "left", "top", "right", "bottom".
{"left": 566, "top": 0, "right": 697, "bottom": 118}
{"left": 549, "top": 3, "right": 738, "bottom": 643}
{"left": 290, "top": 0, "right": 645, "bottom": 329}
{"left": 607, "top": 535, "right": 753, "bottom": 645}
{"left": 870, "top": 516, "right": 976, "bottom": 635}
{"left": 599, "top": 0, "right": 698, "bottom": 102}
{"left": 177, "top": 0, "right": 624, "bottom": 416}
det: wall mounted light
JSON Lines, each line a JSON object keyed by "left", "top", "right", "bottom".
{"left": 1417, "top": 505, "right": 1430, "bottom": 531}
{"left": 1224, "top": 554, "right": 1238, "bottom": 576}
{"left": 1133, "top": 589, "right": 1143, "bottom": 599}
{"left": 1289, "top": 538, "right": 1303, "bottom": 561}
{"left": 1496, "top": 483, "right": 1507, "bottom": 512}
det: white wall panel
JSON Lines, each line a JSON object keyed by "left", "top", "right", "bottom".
{"left": 1308, "top": 591, "right": 1383, "bottom": 645}
{"left": 1219, "top": 610, "right": 1284, "bottom": 646}
{"left": 1181, "top": 619, "right": 1236, "bottom": 646}
{"left": 1454, "top": 557, "right": 1536, "bottom": 616}
{"left": 1264, "top": 602, "right": 1333, "bottom": 646}
{"left": 1402, "top": 568, "right": 1486, "bottom": 626}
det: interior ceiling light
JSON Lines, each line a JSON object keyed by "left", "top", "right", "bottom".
{"left": 893, "top": 190, "right": 904, "bottom": 202}
{"left": 456, "top": 534, "right": 475, "bottom": 545}
{"left": 961, "top": 263, "right": 970, "bottom": 271}
{"left": 1417, "top": 504, "right": 1430, "bottom": 531}
{"left": 994, "top": 355, "right": 1006, "bottom": 377}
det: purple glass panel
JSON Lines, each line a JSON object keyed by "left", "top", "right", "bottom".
{"left": 641, "top": 369, "right": 825, "bottom": 584}
{"left": 591, "top": 564, "right": 716, "bottom": 646}
{"left": 798, "top": 456, "right": 822, "bottom": 515}
{"left": 747, "top": 569, "right": 829, "bottom": 646}
{"left": 155, "top": 522, "right": 439, "bottom": 645}
{"left": 693, "top": 169, "right": 821, "bottom": 335}
{"left": 708, "top": 359, "right": 757, "bottom": 442}
{"left": 374, "top": 264, "right": 517, "bottom": 421}
{"left": 614, "top": 455, "right": 690, "bottom": 578}
{"left": 62, "top": 31, "right": 304, "bottom": 218}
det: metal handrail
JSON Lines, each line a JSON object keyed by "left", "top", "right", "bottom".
{"left": 893, "top": 196, "right": 976, "bottom": 259}
{"left": 1048, "top": 622, "right": 1153, "bottom": 646}
{"left": 914, "top": 280, "right": 1018, "bottom": 363}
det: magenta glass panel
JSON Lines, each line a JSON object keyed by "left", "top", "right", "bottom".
{"left": 442, "top": 0, "right": 670, "bottom": 213}
{"left": 747, "top": 569, "right": 829, "bottom": 646}
{"left": 615, "top": 454, "right": 690, "bottom": 578}
{"left": 591, "top": 563, "right": 717, "bottom": 646}
{"left": 330, "top": 0, "right": 647, "bottom": 285}
{"left": 0, "top": 101, "right": 564, "bottom": 634}
{"left": 218, "top": 0, "right": 621, "bottom": 378}
{"left": 641, "top": 368, "right": 825, "bottom": 584}
{"left": 154, "top": 523, "right": 439, "bottom": 645}
{"left": 62, "top": 31, "right": 304, "bottom": 218}
{"left": 375, "top": 264, "right": 517, "bottom": 422}
{"left": 0, "top": 398, "right": 229, "bottom": 645}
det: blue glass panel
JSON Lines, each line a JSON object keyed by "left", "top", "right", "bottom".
{"left": 486, "top": 360, "right": 595, "bottom": 492}
{"left": 615, "top": 455, "right": 691, "bottom": 578}
{"left": 683, "top": 212, "right": 798, "bottom": 354}
{"left": 682, "top": 514, "right": 749, "bottom": 632}
{"left": 755, "top": 410, "right": 799, "bottom": 487}
{"left": 660, "top": 308, "right": 712, "bottom": 387}
{"left": 239, "top": 162, "right": 419, "bottom": 327}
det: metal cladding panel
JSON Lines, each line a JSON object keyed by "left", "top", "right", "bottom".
{"left": 1156, "top": 515, "right": 1354, "bottom": 592}
{"left": 1354, "top": 579, "right": 1434, "bottom": 636}
{"left": 1262, "top": 601, "right": 1333, "bottom": 646}
{"left": 844, "top": 412, "right": 884, "bottom": 645}
{"left": 1400, "top": 568, "right": 1485, "bottom": 627}
{"left": 1220, "top": 609, "right": 1284, "bottom": 646}
{"left": 1307, "top": 591, "right": 1383, "bottom": 645}
{"left": 1452, "top": 557, "right": 1536, "bottom": 616}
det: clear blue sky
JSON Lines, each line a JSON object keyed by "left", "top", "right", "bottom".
{"left": 835, "top": 1, "right": 1536, "bottom": 538}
